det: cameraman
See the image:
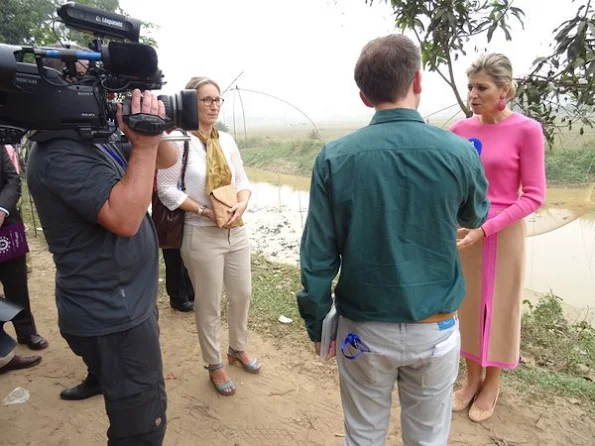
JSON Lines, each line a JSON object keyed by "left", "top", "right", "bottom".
{"left": 27, "top": 88, "right": 176, "bottom": 445}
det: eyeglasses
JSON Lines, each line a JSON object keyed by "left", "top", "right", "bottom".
{"left": 199, "top": 97, "right": 225, "bottom": 107}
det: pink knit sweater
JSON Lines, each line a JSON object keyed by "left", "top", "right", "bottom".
{"left": 450, "top": 112, "right": 546, "bottom": 237}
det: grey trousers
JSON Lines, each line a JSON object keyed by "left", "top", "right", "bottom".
{"left": 337, "top": 315, "right": 460, "bottom": 446}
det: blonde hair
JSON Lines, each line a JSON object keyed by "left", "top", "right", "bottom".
{"left": 185, "top": 76, "right": 221, "bottom": 93}
{"left": 466, "top": 53, "right": 517, "bottom": 99}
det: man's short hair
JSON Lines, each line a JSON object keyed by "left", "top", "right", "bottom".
{"left": 354, "top": 34, "right": 421, "bottom": 104}
{"left": 42, "top": 42, "right": 88, "bottom": 71}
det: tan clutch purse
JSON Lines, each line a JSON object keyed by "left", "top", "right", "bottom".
{"left": 209, "top": 184, "right": 242, "bottom": 228}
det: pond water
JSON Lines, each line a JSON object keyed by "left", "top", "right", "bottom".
{"left": 244, "top": 167, "right": 595, "bottom": 320}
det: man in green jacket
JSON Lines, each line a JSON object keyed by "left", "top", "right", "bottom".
{"left": 297, "top": 34, "right": 489, "bottom": 445}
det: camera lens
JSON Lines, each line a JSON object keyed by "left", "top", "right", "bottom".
{"left": 158, "top": 89, "right": 198, "bottom": 131}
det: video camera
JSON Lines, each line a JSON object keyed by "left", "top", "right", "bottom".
{"left": 0, "top": 2, "right": 198, "bottom": 145}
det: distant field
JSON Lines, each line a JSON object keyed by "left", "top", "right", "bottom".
{"left": 239, "top": 125, "right": 595, "bottom": 217}
{"left": 236, "top": 123, "right": 363, "bottom": 141}
{"left": 236, "top": 118, "right": 595, "bottom": 151}
{"left": 239, "top": 128, "right": 595, "bottom": 185}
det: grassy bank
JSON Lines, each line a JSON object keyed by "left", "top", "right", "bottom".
{"left": 245, "top": 255, "right": 595, "bottom": 409}
{"left": 238, "top": 136, "right": 321, "bottom": 177}
{"left": 546, "top": 147, "right": 595, "bottom": 186}
{"left": 239, "top": 136, "right": 595, "bottom": 186}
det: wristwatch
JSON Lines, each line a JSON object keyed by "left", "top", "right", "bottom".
{"left": 197, "top": 205, "right": 206, "bottom": 215}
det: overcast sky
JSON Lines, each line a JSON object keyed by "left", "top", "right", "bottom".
{"left": 118, "top": 0, "right": 572, "bottom": 128}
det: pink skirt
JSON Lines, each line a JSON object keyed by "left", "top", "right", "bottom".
{"left": 458, "top": 208, "right": 525, "bottom": 369}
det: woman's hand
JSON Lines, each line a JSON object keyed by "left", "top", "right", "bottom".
{"left": 224, "top": 200, "right": 248, "bottom": 228}
{"left": 195, "top": 203, "right": 216, "bottom": 223}
{"left": 457, "top": 227, "right": 485, "bottom": 249}
{"left": 200, "top": 207, "right": 217, "bottom": 223}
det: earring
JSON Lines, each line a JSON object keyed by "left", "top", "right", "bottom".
{"left": 496, "top": 99, "right": 506, "bottom": 112}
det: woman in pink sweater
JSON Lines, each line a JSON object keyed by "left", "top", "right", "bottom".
{"left": 450, "top": 53, "right": 546, "bottom": 422}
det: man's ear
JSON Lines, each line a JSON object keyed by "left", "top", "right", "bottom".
{"left": 359, "top": 91, "right": 374, "bottom": 108}
{"left": 413, "top": 71, "right": 422, "bottom": 95}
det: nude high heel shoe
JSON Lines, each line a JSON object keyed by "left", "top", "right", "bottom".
{"left": 452, "top": 383, "right": 482, "bottom": 412}
{"left": 468, "top": 390, "right": 499, "bottom": 422}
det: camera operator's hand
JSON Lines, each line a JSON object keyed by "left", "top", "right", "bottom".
{"left": 99, "top": 89, "right": 168, "bottom": 237}
{"left": 116, "top": 89, "right": 165, "bottom": 150}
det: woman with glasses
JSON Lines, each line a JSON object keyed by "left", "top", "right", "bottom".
{"left": 157, "top": 77, "right": 260, "bottom": 396}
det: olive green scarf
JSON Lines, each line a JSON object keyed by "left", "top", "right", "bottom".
{"left": 195, "top": 128, "right": 243, "bottom": 226}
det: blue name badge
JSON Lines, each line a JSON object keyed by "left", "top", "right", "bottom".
{"left": 437, "top": 317, "right": 456, "bottom": 331}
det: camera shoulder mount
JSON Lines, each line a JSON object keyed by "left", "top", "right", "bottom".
{"left": 29, "top": 128, "right": 114, "bottom": 143}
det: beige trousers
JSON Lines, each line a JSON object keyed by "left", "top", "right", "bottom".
{"left": 181, "top": 224, "right": 252, "bottom": 365}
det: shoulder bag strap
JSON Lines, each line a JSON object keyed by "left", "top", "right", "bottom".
{"left": 178, "top": 131, "right": 190, "bottom": 192}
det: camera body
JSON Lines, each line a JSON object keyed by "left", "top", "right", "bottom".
{"left": 0, "top": 2, "right": 198, "bottom": 145}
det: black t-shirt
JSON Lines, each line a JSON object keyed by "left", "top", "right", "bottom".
{"left": 26, "top": 138, "right": 158, "bottom": 336}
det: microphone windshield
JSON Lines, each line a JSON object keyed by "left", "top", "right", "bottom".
{"left": 103, "top": 42, "right": 158, "bottom": 78}
{"left": 468, "top": 137, "right": 483, "bottom": 155}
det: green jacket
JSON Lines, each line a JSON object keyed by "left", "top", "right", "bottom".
{"left": 297, "top": 108, "right": 489, "bottom": 342}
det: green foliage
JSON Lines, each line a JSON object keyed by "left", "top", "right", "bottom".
{"left": 215, "top": 121, "right": 231, "bottom": 133}
{"left": 243, "top": 255, "right": 304, "bottom": 343}
{"left": 308, "top": 129, "right": 321, "bottom": 140}
{"left": 0, "top": 0, "right": 56, "bottom": 45}
{"left": 0, "top": 0, "right": 157, "bottom": 47}
{"left": 239, "top": 137, "right": 321, "bottom": 177}
{"left": 239, "top": 135, "right": 593, "bottom": 187}
{"left": 366, "top": 0, "right": 524, "bottom": 116}
{"left": 517, "top": 1, "right": 595, "bottom": 147}
{"left": 510, "top": 367, "right": 595, "bottom": 410}
{"left": 545, "top": 146, "right": 595, "bottom": 185}
{"left": 366, "top": 0, "right": 595, "bottom": 148}
{"left": 522, "top": 292, "right": 595, "bottom": 377}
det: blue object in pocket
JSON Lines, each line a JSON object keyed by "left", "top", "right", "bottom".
{"left": 437, "top": 316, "right": 456, "bottom": 331}
{"left": 341, "top": 333, "right": 371, "bottom": 360}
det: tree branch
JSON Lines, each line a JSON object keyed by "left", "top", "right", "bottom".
{"left": 445, "top": 48, "right": 471, "bottom": 116}
{"left": 411, "top": 26, "right": 454, "bottom": 88}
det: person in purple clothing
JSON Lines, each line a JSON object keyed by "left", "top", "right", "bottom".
{"left": 0, "top": 145, "right": 48, "bottom": 351}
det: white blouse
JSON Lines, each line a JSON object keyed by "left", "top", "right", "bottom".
{"left": 157, "top": 131, "right": 251, "bottom": 227}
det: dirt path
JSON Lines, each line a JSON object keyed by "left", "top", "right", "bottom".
{"left": 1, "top": 238, "right": 594, "bottom": 445}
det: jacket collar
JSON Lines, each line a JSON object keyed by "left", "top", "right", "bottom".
{"left": 369, "top": 108, "right": 426, "bottom": 126}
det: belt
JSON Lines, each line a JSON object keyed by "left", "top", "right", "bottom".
{"left": 417, "top": 311, "right": 457, "bottom": 324}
